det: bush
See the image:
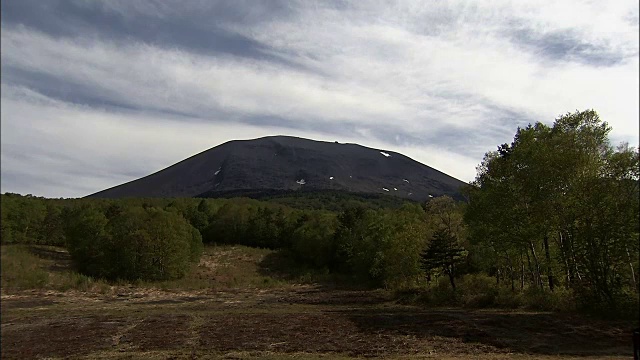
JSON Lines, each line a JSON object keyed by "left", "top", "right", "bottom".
{"left": 66, "top": 206, "right": 203, "bottom": 281}
{"left": 418, "top": 276, "right": 461, "bottom": 306}
{"left": 522, "top": 286, "right": 576, "bottom": 312}
{"left": 419, "top": 274, "right": 522, "bottom": 309}
{"left": 458, "top": 273, "right": 498, "bottom": 308}
{"left": 572, "top": 285, "right": 638, "bottom": 318}
{"left": 494, "top": 286, "right": 524, "bottom": 309}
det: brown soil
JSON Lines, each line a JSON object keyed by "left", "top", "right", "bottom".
{"left": 1, "top": 286, "right": 634, "bottom": 359}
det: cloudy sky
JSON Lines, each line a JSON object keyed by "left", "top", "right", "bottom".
{"left": 1, "top": 0, "right": 638, "bottom": 198}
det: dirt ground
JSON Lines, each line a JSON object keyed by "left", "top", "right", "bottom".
{"left": 1, "top": 285, "right": 635, "bottom": 359}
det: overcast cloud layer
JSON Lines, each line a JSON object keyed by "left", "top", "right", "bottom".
{"left": 1, "top": 0, "right": 638, "bottom": 198}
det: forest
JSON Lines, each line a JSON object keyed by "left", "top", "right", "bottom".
{"left": 1, "top": 110, "right": 638, "bottom": 317}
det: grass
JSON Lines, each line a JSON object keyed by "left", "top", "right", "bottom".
{"left": 141, "top": 245, "right": 292, "bottom": 291}
{"left": 3, "top": 244, "right": 637, "bottom": 319}
{"left": 1, "top": 245, "right": 111, "bottom": 293}
{"left": 0, "top": 245, "right": 49, "bottom": 289}
{"left": 0, "top": 244, "right": 302, "bottom": 294}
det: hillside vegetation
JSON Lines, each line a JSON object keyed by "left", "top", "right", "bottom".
{"left": 1, "top": 110, "right": 638, "bottom": 318}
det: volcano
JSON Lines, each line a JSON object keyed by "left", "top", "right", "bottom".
{"left": 88, "top": 136, "right": 467, "bottom": 201}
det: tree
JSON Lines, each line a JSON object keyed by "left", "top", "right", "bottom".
{"left": 421, "top": 228, "right": 467, "bottom": 290}
{"left": 40, "top": 203, "right": 65, "bottom": 246}
{"left": 334, "top": 207, "right": 428, "bottom": 288}
{"left": 63, "top": 205, "right": 110, "bottom": 277}
{"left": 66, "top": 206, "right": 202, "bottom": 281}
{"left": 291, "top": 211, "right": 339, "bottom": 268}
{"left": 423, "top": 196, "right": 468, "bottom": 290}
{"left": 465, "top": 109, "right": 639, "bottom": 311}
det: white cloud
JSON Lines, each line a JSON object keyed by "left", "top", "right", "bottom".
{"left": 1, "top": 27, "right": 410, "bottom": 127}
{"left": 1, "top": 0, "right": 638, "bottom": 197}
{"left": 227, "top": 0, "right": 639, "bottom": 137}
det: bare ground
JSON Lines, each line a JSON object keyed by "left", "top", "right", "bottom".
{"left": 1, "top": 286, "right": 635, "bottom": 359}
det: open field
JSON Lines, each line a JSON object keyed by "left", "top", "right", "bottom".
{"left": 1, "top": 245, "right": 635, "bottom": 359}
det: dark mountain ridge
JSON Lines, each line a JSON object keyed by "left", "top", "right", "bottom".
{"left": 88, "top": 136, "right": 467, "bottom": 201}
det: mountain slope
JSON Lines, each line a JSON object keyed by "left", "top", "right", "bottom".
{"left": 87, "top": 136, "right": 467, "bottom": 201}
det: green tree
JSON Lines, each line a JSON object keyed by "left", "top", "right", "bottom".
{"left": 465, "top": 110, "right": 639, "bottom": 311}
{"left": 66, "top": 206, "right": 202, "bottom": 281}
{"left": 334, "top": 207, "right": 427, "bottom": 288}
{"left": 291, "top": 211, "right": 339, "bottom": 268}
{"left": 421, "top": 228, "right": 467, "bottom": 290}
{"left": 63, "top": 205, "right": 110, "bottom": 277}
{"left": 423, "top": 196, "right": 468, "bottom": 289}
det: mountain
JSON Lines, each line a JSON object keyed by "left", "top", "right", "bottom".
{"left": 87, "top": 136, "right": 467, "bottom": 201}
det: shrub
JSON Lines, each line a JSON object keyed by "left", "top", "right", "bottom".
{"left": 522, "top": 286, "right": 576, "bottom": 312}
{"left": 418, "top": 276, "right": 461, "bottom": 306}
{"left": 494, "top": 286, "right": 524, "bottom": 309}
{"left": 459, "top": 273, "right": 499, "bottom": 308}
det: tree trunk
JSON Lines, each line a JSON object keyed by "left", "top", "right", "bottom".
{"left": 448, "top": 270, "right": 456, "bottom": 291}
{"left": 558, "top": 230, "right": 573, "bottom": 287}
{"left": 525, "top": 247, "right": 534, "bottom": 286}
{"left": 568, "top": 231, "right": 583, "bottom": 281}
{"left": 626, "top": 246, "right": 638, "bottom": 293}
{"left": 543, "top": 233, "right": 555, "bottom": 292}
{"left": 529, "top": 241, "right": 542, "bottom": 289}
{"left": 521, "top": 261, "right": 525, "bottom": 290}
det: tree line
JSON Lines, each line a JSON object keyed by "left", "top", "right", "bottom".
{"left": 1, "top": 110, "right": 637, "bottom": 314}
{"left": 465, "top": 110, "right": 639, "bottom": 311}
{"left": 0, "top": 193, "right": 435, "bottom": 287}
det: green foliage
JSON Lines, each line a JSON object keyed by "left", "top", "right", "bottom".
{"left": 202, "top": 200, "right": 301, "bottom": 249}
{"left": 291, "top": 212, "right": 339, "bottom": 268}
{"left": 189, "top": 227, "right": 204, "bottom": 263}
{"left": 381, "top": 212, "right": 428, "bottom": 288}
{"left": 1, "top": 194, "right": 55, "bottom": 245}
{"left": 258, "top": 189, "right": 417, "bottom": 211}
{"left": 65, "top": 206, "right": 202, "bottom": 281}
{"left": 421, "top": 228, "right": 467, "bottom": 289}
{"left": 421, "top": 196, "right": 468, "bottom": 290}
{"left": 63, "top": 205, "right": 110, "bottom": 276}
{"left": 465, "top": 109, "right": 639, "bottom": 314}
{"left": 333, "top": 207, "right": 428, "bottom": 288}
{"left": 414, "top": 273, "right": 579, "bottom": 312}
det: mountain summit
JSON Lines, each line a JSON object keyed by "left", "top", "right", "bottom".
{"left": 88, "top": 136, "right": 466, "bottom": 201}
